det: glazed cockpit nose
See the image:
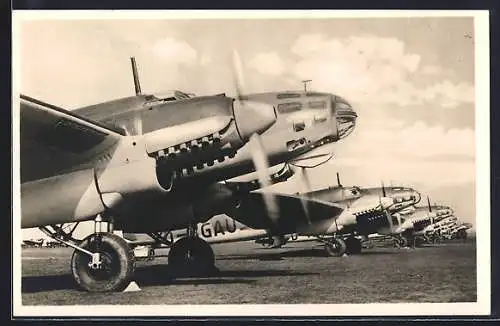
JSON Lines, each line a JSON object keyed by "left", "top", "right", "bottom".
{"left": 335, "top": 100, "right": 358, "bottom": 140}
{"left": 412, "top": 191, "right": 422, "bottom": 204}
{"left": 233, "top": 100, "right": 277, "bottom": 142}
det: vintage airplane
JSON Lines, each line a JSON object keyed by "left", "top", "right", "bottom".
{"left": 21, "top": 238, "right": 45, "bottom": 248}
{"left": 123, "top": 173, "right": 421, "bottom": 257}
{"left": 19, "top": 54, "right": 358, "bottom": 292}
{"left": 232, "top": 173, "right": 421, "bottom": 254}
{"left": 450, "top": 222, "right": 473, "bottom": 240}
{"left": 418, "top": 215, "right": 459, "bottom": 243}
{"left": 388, "top": 197, "right": 455, "bottom": 247}
{"left": 436, "top": 219, "right": 472, "bottom": 241}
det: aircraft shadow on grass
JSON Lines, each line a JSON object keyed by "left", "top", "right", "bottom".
{"left": 217, "top": 247, "right": 400, "bottom": 261}
{"left": 21, "top": 265, "right": 317, "bottom": 293}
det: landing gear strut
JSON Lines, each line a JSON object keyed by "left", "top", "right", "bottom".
{"left": 393, "top": 235, "right": 408, "bottom": 248}
{"left": 167, "top": 223, "right": 216, "bottom": 276}
{"left": 39, "top": 216, "right": 136, "bottom": 292}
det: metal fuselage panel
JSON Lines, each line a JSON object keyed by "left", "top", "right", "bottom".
{"left": 28, "top": 90, "right": 354, "bottom": 233}
{"left": 115, "top": 182, "right": 237, "bottom": 232}
{"left": 164, "top": 93, "right": 346, "bottom": 184}
{"left": 21, "top": 168, "right": 104, "bottom": 228}
{"left": 78, "top": 91, "right": 353, "bottom": 187}
{"left": 74, "top": 95, "right": 234, "bottom": 135}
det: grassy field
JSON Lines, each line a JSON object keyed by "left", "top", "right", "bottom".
{"left": 20, "top": 240, "right": 477, "bottom": 305}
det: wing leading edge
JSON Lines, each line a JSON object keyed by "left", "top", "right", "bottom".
{"left": 19, "top": 94, "right": 125, "bottom": 183}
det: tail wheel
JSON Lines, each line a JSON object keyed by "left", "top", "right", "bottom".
{"left": 345, "top": 237, "right": 362, "bottom": 255}
{"left": 71, "top": 233, "right": 136, "bottom": 292}
{"left": 168, "top": 237, "right": 215, "bottom": 275}
{"left": 324, "top": 237, "right": 347, "bottom": 257}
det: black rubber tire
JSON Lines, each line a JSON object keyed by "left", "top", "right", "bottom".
{"left": 168, "top": 237, "right": 215, "bottom": 276}
{"left": 398, "top": 236, "right": 409, "bottom": 248}
{"left": 345, "top": 237, "right": 362, "bottom": 255}
{"left": 324, "top": 237, "right": 347, "bottom": 257}
{"left": 71, "top": 233, "right": 136, "bottom": 292}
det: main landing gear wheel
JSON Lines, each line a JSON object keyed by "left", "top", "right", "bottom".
{"left": 168, "top": 237, "right": 216, "bottom": 276}
{"left": 345, "top": 237, "right": 362, "bottom": 255}
{"left": 71, "top": 233, "right": 136, "bottom": 292}
{"left": 397, "top": 236, "right": 408, "bottom": 248}
{"left": 323, "top": 237, "right": 347, "bottom": 257}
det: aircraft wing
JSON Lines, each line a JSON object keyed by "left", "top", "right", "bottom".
{"left": 19, "top": 95, "right": 126, "bottom": 183}
{"left": 228, "top": 191, "right": 344, "bottom": 233}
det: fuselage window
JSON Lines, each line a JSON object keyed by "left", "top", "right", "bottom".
{"left": 293, "top": 121, "right": 306, "bottom": 132}
{"left": 277, "top": 102, "right": 303, "bottom": 114}
{"left": 277, "top": 93, "right": 301, "bottom": 99}
{"left": 308, "top": 100, "right": 327, "bottom": 109}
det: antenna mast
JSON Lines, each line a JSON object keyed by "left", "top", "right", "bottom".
{"left": 130, "top": 57, "right": 142, "bottom": 96}
{"left": 302, "top": 79, "right": 312, "bottom": 93}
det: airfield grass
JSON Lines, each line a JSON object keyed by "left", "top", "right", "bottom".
{"left": 20, "top": 240, "right": 476, "bottom": 305}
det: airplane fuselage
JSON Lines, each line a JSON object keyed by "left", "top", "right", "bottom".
{"left": 75, "top": 91, "right": 357, "bottom": 187}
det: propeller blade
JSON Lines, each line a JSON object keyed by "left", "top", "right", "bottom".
{"left": 386, "top": 210, "right": 394, "bottom": 231}
{"left": 232, "top": 49, "right": 245, "bottom": 99}
{"left": 381, "top": 180, "right": 386, "bottom": 197}
{"left": 249, "top": 134, "right": 271, "bottom": 188}
{"left": 336, "top": 172, "right": 342, "bottom": 187}
{"left": 378, "top": 195, "right": 394, "bottom": 231}
{"left": 299, "top": 167, "right": 312, "bottom": 225}
{"left": 427, "top": 196, "right": 432, "bottom": 212}
{"left": 248, "top": 134, "right": 280, "bottom": 222}
{"left": 231, "top": 49, "right": 282, "bottom": 223}
{"left": 301, "top": 167, "right": 312, "bottom": 192}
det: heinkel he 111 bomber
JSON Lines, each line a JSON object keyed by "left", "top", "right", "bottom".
{"left": 19, "top": 54, "right": 358, "bottom": 292}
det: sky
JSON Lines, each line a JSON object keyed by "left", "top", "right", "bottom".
{"left": 16, "top": 14, "right": 481, "bottom": 239}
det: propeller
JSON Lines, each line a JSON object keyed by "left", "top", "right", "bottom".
{"left": 427, "top": 196, "right": 432, "bottom": 212}
{"left": 336, "top": 172, "right": 342, "bottom": 187}
{"left": 231, "top": 49, "right": 279, "bottom": 220}
{"left": 231, "top": 49, "right": 245, "bottom": 100}
{"left": 379, "top": 195, "right": 395, "bottom": 232}
{"left": 381, "top": 180, "right": 386, "bottom": 197}
{"left": 298, "top": 167, "right": 313, "bottom": 225}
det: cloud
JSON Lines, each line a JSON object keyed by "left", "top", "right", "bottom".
{"left": 338, "top": 118, "right": 474, "bottom": 160}
{"left": 288, "top": 34, "right": 474, "bottom": 109}
{"left": 148, "top": 37, "right": 198, "bottom": 65}
{"left": 249, "top": 51, "right": 285, "bottom": 76}
{"left": 200, "top": 53, "right": 212, "bottom": 65}
{"left": 418, "top": 80, "right": 475, "bottom": 108}
{"left": 421, "top": 65, "right": 442, "bottom": 75}
{"left": 267, "top": 113, "right": 475, "bottom": 200}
